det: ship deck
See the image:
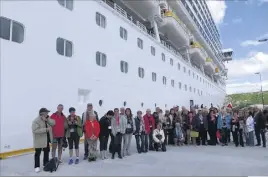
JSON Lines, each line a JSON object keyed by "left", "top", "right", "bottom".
{"left": 1, "top": 141, "right": 268, "bottom": 176}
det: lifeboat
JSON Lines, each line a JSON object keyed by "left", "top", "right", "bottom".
{"left": 120, "top": 0, "right": 161, "bottom": 21}
{"left": 189, "top": 41, "right": 207, "bottom": 65}
{"left": 204, "top": 58, "right": 215, "bottom": 74}
{"left": 157, "top": 10, "right": 190, "bottom": 47}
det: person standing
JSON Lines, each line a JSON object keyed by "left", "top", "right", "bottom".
{"left": 134, "top": 111, "right": 146, "bottom": 153}
{"left": 66, "top": 107, "right": 82, "bottom": 165}
{"left": 197, "top": 109, "right": 208, "bottom": 145}
{"left": 84, "top": 111, "right": 100, "bottom": 162}
{"left": 123, "top": 108, "right": 136, "bottom": 157}
{"left": 99, "top": 110, "right": 114, "bottom": 160}
{"left": 231, "top": 111, "right": 242, "bottom": 147}
{"left": 207, "top": 109, "right": 217, "bottom": 146}
{"left": 50, "top": 104, "right": 67, "bottom": 164}
{"left": 143, "top": 109, "right": 155, "bottom": 151}
{"left": 256, "top": 109, "right": 268, "bottom": 147}
{"left": 82, "top": 103, "right": 99, "bottom": 160}
{"left": 246, "top": 111, "right": 255, "bottom": 147}
{"left": 253, "top": 107, "right": 261, "bottom": 146}
{"left": 111, "top": 108, "right": 127, "bottom": 159}
{"left": 32, "top": 108, "right": 55, "bottom": 173}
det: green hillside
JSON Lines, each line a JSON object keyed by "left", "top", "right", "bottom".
{"left": 226, "top": 91, "right": 268, "bottom": 108}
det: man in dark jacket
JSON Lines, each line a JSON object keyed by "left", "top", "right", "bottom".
{"left": 82, "top": 103, "right": 99, "bottom": 160}
{"left": 256, "top": 109, "right": 268, "bottom": 147}
{"left": 196, "top": 109, "right": 208, "bottom": 145}
{"left": 99, "top": 110, "right": 114, "bottom": 159}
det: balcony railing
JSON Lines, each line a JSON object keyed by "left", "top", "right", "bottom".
{"left": 100, "top": 0, "right": 222, "bottom": 88}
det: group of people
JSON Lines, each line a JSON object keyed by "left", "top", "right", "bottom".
{"left": 32, "top": 103, "right": 268, "bottom": 173}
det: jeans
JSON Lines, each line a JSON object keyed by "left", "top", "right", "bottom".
{"left": 248, "top": 131, "right": 255, "bottom": 146}
{"left": 255, "top": 127, "right": 261, "bottom": 145}
{"left": 221, "top": 128, "right": 228, "bottom": 144}
{"left": 34, "top": 142, "right": 50, "bottom": 168}
{"left": 135, "top": 133, "right": 145, "bottom": 153}
{"left": 123, "top": 133, "right": 133, "bottom": 156}
{"left": 199, "top": 126, "right": 207, "bottom": 145}
{"left": 233, "top": 129, "right": 244, "bottom": 147}
{"left": 84, "top": 139, "right": 89, "bottom": 157}
{"left": 149, "top": 131, "right": 154, "bottom": 150}
{"left": 99, "top": 135, "right": 109, "bottom": 151}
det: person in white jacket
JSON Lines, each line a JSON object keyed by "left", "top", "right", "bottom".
{"left": 153, "top": 123, "right": 166, "bottom": 152}
{"left": 246, "top": 111, "right": 255, "bottom": 147}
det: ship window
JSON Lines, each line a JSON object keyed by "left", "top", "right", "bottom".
{"left": 137, "top": 38, "right": 143, "bottom": 49}
{"left": 120, "top": 61, "right": 128, "bottom": 73}
{"left": 189, "top": 86, "right": 192, "bottom": 92}
{"left": 138, "top": 67, "right": 145, "bottom": 78}
{"left": 197, "top": 75, "right": 199, "bottom": 80}
{"left": 163, "top": 76, "right": 167, "bottom": 85}
{"left": 183, "top": 67, "right": 186, "bottom": 73}
{"left": 161, "top": 53, "right": 165, "bottom": 61}
{"left": 57, "top": 0, "right": 73, "bottom": 10}
{"left": 152, "top": 72, "right": 157, "bottom": 82}
{"left": 194, "top": 88, "right": 196, "bottom": 93}
{"left": 96, "top": 51, "right": 107, "bottom": 67}
{"left": 141, "top": 102, "right": 144, "bottom": 107}
{"left": 200, "top": 77, "right": 202, "bottom": 82}
{"left": 201, "top": 91, "right": 203, "bottom": 96}
{"left": 170, "top": 58, "right": 173, "bottom": 66}
{"left": 123, "top": 101, "right": 127, "bottom": 106}
{"left": 151, "top": 46, "right": 156, "bottom": 56}
{"left": 56, "top": 37, "right": 73, "bottom": 57}
{"left": 188, "top": 70, "right": 191, "bottom": 76}
{"left": 0, "top": 17, "right": 24, "bottom": 43}
{"left": 96, "top": 12, "right": 106, "bottom": 28}
{"left": 193, "top": 72, "right": 195, "bottom": 78}
{"left": 120, "top": 27, "right": 127, "bottom": 40}
{"left": 178, "top": 63, "right": 181, "bottom": 70}
{"left": 179, "top": 82, "right": 182, "bottom": 89}
{"left": 184, "top": 84, "right": 187, "bottom": 91}
{"left": 171, "top": 80, "right": 175, "bottom": 87}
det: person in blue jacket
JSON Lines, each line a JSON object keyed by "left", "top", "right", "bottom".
{"left": 217, "top": 109, "right": 231, "bottom": 146}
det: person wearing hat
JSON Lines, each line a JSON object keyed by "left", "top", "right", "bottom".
{"left": 66, "top": 107, "right": 82, "bottom": 165}
{"left": 82, "top": 103, "right": 99, "bottom": 160}
{"left": 32, "top": 108, "right": 55, "bottom": 173}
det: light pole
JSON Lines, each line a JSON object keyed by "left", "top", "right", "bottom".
{"left": 255, "top": 72, "right": 265, "bottom": 109}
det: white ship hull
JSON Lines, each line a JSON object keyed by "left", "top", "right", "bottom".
{"left": 0, "top": 0, "right": 226, "bottom": 153}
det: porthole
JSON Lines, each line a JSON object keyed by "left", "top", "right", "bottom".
{"left": 155, "top": 103, "right": 157, "bottom": 107}
{"left": 99, "top": 100, "right": 103, "bottom": 106}
{"left": 123, "top": 101, "right": 127, "bottom": 106}
{"left": 141, "top": 102, "right": 144, "bottom": 107}
{"left": 165, "top": 104, "right": 167, "bottom": 108}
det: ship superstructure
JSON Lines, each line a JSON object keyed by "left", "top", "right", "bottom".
{"left": 0, "top": 0, "right": 232, "bottom": 152}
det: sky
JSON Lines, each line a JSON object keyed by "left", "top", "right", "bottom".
{"left": 206, "top": 0, "right": 268, "bottom": 95}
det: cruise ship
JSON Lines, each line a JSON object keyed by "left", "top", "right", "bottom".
{"left": 0, "top": 0, "right": 233, "bottom": 154}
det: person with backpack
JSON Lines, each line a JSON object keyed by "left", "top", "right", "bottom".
{"left": 66, "top": 107, "right": 82, "bottom": 165}
{"left": 32, "top": 108, "right": 55, "bottom": 173}
{"left": 84, "top": 111, "right": 100, "bottom": 161}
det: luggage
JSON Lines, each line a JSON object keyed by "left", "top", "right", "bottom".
{"left": 43, "top": 157, "right": 59, "bottom": 173}
{"left": 190, "top": 131, "right": 199, "bottom": 138}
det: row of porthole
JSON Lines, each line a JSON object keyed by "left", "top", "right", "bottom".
{"left": 98, "top": 100, "right": 168, "bottom": 108}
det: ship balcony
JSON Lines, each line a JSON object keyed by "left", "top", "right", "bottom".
{"left": 189, "top": 42, "right": 207, "bottom": 65}
{"left": 120, "top": 0, "right": 161, "bottom": 20}
{"left": 204, "top": 59, "right": 215, "bottom": 74}
{"left": 157, "top": 10, "right": 190, "bottom": 47}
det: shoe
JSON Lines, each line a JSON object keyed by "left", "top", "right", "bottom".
{"left": 88, "top": 157, "right": 93, "bottom": 162}
{"left": 255, "top": 144, "right": 261, "bottom": 146}
{"left": 111, "top": 154, "right": 115, "bottom": 159}
{"left": 100, "top": 151, "right": 105, "bottom": 160}
{"left": 58, "top": 159, "right": 63, "bottom": 164}
{"left": 68, "top": 159, "right": 73, "bottom": 165}
{"left": 126, "top": 151, "right": 131, "bottom": 156}
{"left": 35, "top": 167, "right": 40, "bottom": 173}
{"left": 75, "top": 158, "right": 79, "bottom": 164}
{"left": 118, "top": 155, "right": 122, "bottom": 159}
{"left": 83, "top": 156, "right": 88, "bottom": 160}
{"left": 104, "top": 151, "right": 108, "bottom": 159}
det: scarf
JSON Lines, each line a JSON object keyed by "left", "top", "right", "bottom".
{"left": 116, "top": 114, "right": 120, "bottom": 125}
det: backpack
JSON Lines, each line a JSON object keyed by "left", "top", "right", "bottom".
{"left": 43, "top": 157, "right": 59, "bottom": 173}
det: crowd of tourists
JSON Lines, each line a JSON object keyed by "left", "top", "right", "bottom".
{"left": 32, "top": 103, "right": 268, "bottom": 173}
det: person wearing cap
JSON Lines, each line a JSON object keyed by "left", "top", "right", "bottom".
{"left": 66, "top": 107, "right": 82, "bottom": 165}
{"left": 32, "top": 108, "right": 55, "bottom": 173}
{"left": 50, "top": 104, "right": 67, "bottom": 164}
{"left": 84, "top": 111, "right": 100, "bottom": 161}
{"left": 82, "top": 103, "right": 99, "bottom": 160}
{"left": 99, "top": 110, "right": 114, "bottom": 160}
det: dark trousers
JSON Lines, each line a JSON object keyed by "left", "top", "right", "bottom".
{"left": 112, "top": 133, "right": 123, "bottom": 156}
{"left": 260, "top": 129, "right": 266, "bottom": 147}
{"left": 227, "top": 129, "right": 231, "bottom": 143}
{"left": 135, "top": 133, "right": 145, "bottom": 153}
{"left": 68, "top": 132, "right": 80, "bottom": 149}
{"left": 163, "top": 129, "right": 168, "bottom": 145}
{"left": 149, "top": 131, "right": 154, "bottom": 150}
{"left": 168, "top": 129, "right": 174, "bottom": 145}
{"left": 233, "top": 129, "right": 244, "bottom": 147}
{"left": 221, "top": 128, "right": 228, "bottom": 144}
{"left": 154, "top": 142, "right": 166, "bottom": 152}
{"left": 208, "top": 130, "right": 217, "bottom": 145}
{"left": 255, "top": 128, "right": 261, "bottom": 145}
{"left": 34, "top": 142, "right": 50, "bottom": 168}
{"left": 198, "top": 125, "right": 207, "bottom": 145}
{"left": 109, "top": 133, "right": 114, "bottom": 153}
{"left": 84, "top": 139, "right": 89, "bottom": 157}
{"left": 99, "top": 135, "right": 109, "bottom": 151}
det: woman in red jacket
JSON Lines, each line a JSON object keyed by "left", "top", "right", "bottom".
{"left": 84, "top": 111, "right": 100, "bottom": 162}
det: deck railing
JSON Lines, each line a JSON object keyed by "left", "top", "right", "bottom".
{"left": 100, "top": 0, "right": 222, "bottom": 87}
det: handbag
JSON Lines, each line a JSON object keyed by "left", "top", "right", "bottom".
{"left": 190, "top": 131, "right": 199, "bottom": 138}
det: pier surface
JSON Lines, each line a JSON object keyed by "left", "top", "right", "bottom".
{"left": 1, "top": 140, "right": 268, "bottom": 176}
